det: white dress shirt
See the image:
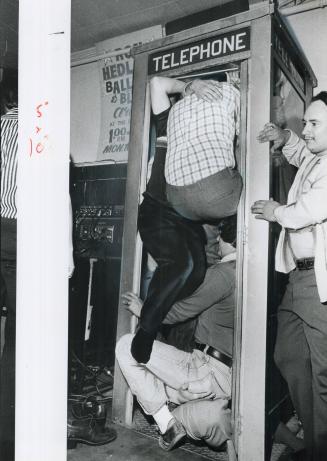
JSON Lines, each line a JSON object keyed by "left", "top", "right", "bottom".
{"left": 274, "top": 131, "right": 327, "bottom": 302}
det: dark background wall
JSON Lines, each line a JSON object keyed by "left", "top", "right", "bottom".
{"left": 69, "top": 163, "right": 127, "bottom": 378}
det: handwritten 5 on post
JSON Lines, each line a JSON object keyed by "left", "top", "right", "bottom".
{"left": 29, "top": 101, "right": 49, "bottom": 157}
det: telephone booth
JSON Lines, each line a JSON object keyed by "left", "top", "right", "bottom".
{"left": 112, "top": 3, "right": 317, "bottom": 460}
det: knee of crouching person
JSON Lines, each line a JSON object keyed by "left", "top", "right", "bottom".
{"left": 115, "top": 333, "right": 134, "bottom": 361}
{"left": 173, "top": 399, "right": 231, "bottom": 449}
{"left": 192, "top": 400, "right": 231, "bottom": 449}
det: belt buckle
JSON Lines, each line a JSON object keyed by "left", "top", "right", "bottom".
{"left": 297, "top": 258, "right": 314, "bottom": 270}
{"left": 297, "top": 260, "right": 305, "bottom": 270}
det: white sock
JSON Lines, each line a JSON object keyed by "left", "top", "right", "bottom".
{"left": 153, "top": 405, "right": 174, "bottom": 434}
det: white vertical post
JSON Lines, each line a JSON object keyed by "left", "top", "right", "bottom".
{"left": 16, "top": 2, "right": 71, "bottom": 461}
{"left": 237, "top": 15, "right": 272, "bottom": 461}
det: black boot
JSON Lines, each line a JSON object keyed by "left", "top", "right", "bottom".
{"left": 67, "top": 396, "right": 116, "bottom": 449}
{"left": 68, "top": 394, "right": 107, "bottom": 430}
{"left": 67, "top": 418, "right": 117, "bottom": 449}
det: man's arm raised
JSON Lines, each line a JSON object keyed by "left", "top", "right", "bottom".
{"left": 150, "top": 76, "right": 223, "bottom": 115}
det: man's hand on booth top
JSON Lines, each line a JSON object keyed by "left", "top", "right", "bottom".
{"left": 180, "top": 372, "right": 226, "bottom": 401}
{"left": 191, "top": 79, "right": 223, "bottom": 103}
{"left": 257, "top": 122, "right": 291, "bottom": 153}
{"left": 122, "top": 292, "right": 143, "bottom": 318}
{"left": 251, "top": 198, "right": 280, "bottom": 222}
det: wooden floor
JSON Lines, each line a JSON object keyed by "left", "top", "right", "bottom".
{"left": 67, "top": 423, "right": 210, "bottom": 461}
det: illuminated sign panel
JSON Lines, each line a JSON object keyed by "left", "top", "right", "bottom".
{"left": 148, "top": 27, "right": 250, "bottom": 74}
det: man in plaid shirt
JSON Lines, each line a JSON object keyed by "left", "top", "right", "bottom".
{"left": 164, "top": 78, "right": 242, "bottom": 222}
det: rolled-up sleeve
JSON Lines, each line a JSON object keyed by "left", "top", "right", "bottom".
{"left": 282, "top": 131, "right": 312, "bottom": 168}
{"left": 164, "top": 262, "right": 235, "bottom": 324}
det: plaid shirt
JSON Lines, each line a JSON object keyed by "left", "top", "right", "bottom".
{"left": 165, "top": 82, "right": 240, "bottom": 186}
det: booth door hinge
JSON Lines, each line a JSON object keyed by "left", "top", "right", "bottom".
{"left": 235, "top": 414, "right": 243, "bottom": 437}
{"left": 238, "top": 225, "right": 248, "bottom": 246}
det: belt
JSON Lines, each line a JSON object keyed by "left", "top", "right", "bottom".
{"left": 296, "top": 257, "right": 314, "bottom": 271}
{"left": 195, "top": 342, "right": 232, "bottom": 368}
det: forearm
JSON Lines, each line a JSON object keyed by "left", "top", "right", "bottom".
{"left": 282, "top": 130, "right": 310, "bottom": 168}
{"left": 164, "top": 263, "right": 233, "bottom": 324}
{"left": 150, "top": 76, "right": 185, "bottom": 114}
{"left": 275, "top": 200, "right": 327, "bottom": 230}
{"left": 150, "top": 76, "right": 185, "bottom": 94}
{"left": 150, "top": 77, "right": 223, "bottom": 114}
{"left": 274, "top": 175, "right": 327, "bottom": 229}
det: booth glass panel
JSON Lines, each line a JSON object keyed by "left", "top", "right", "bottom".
{"left": 266, "top": 61, "right": 306, "bottom": 456}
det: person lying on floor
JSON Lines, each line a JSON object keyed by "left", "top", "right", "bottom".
{"left": 116, "top": 216, "right": 236, "bottom": 451}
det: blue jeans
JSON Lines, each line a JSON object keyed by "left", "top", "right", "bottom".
{"left": 167, "top": 168, "right": 242, "bottom": 221}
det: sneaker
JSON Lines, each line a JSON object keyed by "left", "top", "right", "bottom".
{"left": 158, "top": 418, "right": 186, "bottom": 451}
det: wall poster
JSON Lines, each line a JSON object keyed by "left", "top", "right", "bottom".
{"left": 96, "top": 26, "right": 162, "bottom": 162}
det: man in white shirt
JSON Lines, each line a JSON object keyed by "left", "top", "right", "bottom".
{"left": 251, "top": 91, "right": 327, "bottom": 461}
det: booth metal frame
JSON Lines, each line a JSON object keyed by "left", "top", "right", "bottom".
{"left": 112, "top": 3, "right": 316, "bottom": 459}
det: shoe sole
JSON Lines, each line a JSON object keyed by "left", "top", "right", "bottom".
{"left": 67, "top": 433, "right": 117, "bottom": 448}
{"left": 158, "top": 431, "right": 186, "bottom": 451}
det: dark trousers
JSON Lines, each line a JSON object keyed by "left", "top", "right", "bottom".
{"left": 138, "top": 195, "right": 206, "bottom": 336}
{"left": 0, "top": 218, "right": 17, "bottom": 461}
{"left": 274, "top": 269, "right": 327, "bottom": 461}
